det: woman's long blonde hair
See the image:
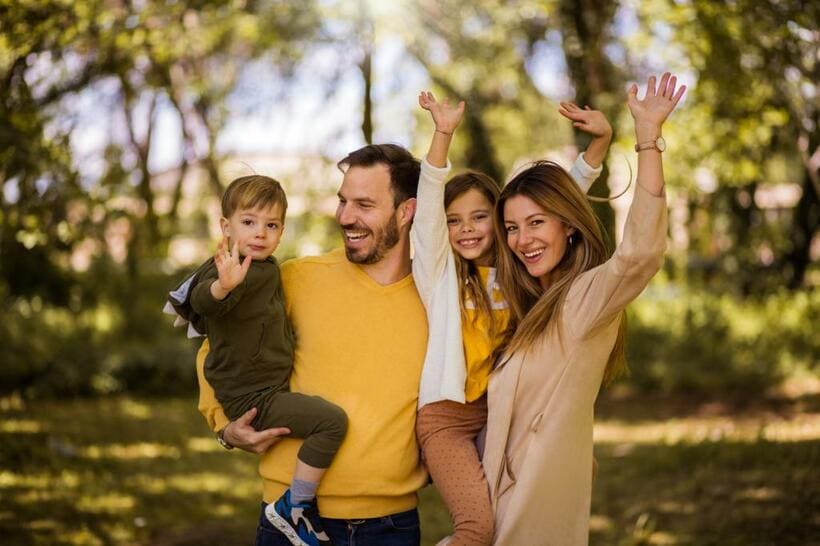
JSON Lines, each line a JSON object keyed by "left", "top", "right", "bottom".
{"left": 444, "top": 171, "right": 501, "bottom": 333}
{"left": 494, "top": 161, "right": 627, "bottom": 385}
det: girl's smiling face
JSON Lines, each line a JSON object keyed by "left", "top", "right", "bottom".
{"left": 446, "top": 188, "right": 495, "bottom": 266}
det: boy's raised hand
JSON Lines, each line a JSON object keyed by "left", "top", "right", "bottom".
{"left": 558, "top": 102, "right": 613, "bottom": 139}
{"left": 214, "top": 237, "right": 252, "bottom": 294}
{"left": 419, "top": 91, "right": 465, "bottom": 135}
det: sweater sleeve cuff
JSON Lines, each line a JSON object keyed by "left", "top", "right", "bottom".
{"left": 574, "top": 152, "right": 603, "bottom": 177}
{"left": 421, "top": 158, "right": 452, "bottom": 182}
{"left": 194, "top": 279, "right": 248, "bottom": 316}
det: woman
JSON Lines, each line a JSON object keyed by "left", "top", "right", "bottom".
{"left": 483, "top": 72, "right": 685, "bottom": 545}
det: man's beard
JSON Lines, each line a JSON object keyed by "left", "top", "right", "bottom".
{"left": 343, "top": 214, "right": 400, "bottom": 265}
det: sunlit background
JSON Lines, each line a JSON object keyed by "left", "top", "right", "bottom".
{"left": 1, "top": 0, "right": 817, "bottom": 545}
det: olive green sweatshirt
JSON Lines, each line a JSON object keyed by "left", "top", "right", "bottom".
{"left": 190, "top": 257, "right": 294, "bottom": 402}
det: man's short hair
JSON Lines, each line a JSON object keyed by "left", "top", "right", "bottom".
{"left": 221, "top": 175, "right": 288, "bottom": 218}
{"left": 336, "top": 144, "right": 421, "bottom": 207}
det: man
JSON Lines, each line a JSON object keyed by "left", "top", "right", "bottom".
{"left": 196, "top": 144, "right": 439, "bottom": 546}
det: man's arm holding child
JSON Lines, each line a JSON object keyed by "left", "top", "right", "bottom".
{"left": 196, "top": 339, "right": 290, "bottom": 453}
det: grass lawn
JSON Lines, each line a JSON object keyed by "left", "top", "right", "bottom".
{"left": 0, "top": 393, "right": 817, "bottom": 545}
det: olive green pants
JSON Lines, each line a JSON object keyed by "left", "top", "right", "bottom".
{"left": 223, "top": 387, "right": 347, "bottom": 468}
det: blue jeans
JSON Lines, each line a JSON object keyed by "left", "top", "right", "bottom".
{"left": 255, "top": 502, "right": 420, "bottom": 546}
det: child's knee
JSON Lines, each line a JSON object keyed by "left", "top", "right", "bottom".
{"left": 323, "top": 403, "right": 348, "bottom": 440}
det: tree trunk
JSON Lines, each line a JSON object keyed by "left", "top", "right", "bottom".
{"left": 558, "top": 0, "right": 621, "bottom": 245}
{"left": 358, "top": 0, "right": 374, "bottom": 145}
{"left": 785, "top": 167, "right": 819, "bottom": 289}
{"left": 360, "top": 49, "right": 373, "bottom": 145}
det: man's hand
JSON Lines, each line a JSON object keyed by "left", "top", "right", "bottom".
{"left": 221, "top": 407, "right": 291, "bottom": 454}
{"left": 419, "top": 91, "right": 465, "bottom": 135}
{"left": 558, "top": 102, "right": 613, "bottom": 139}
{"left": 212, "top": 237, "right": 252, "bottom": 300}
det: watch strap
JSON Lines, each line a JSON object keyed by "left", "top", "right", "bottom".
{"left": 635, "top": 136, "right": 665, "bottom": 152}
{"left": 216, "top": 427, "right": 234, "bottom": 450}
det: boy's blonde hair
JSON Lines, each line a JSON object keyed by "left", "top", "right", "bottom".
{"left": 221, "top": 175, "right": 288, "bottom": 218}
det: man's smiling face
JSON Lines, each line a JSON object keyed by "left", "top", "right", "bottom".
{"left": 335, "top": 163, "right": 400, "bottom": 265}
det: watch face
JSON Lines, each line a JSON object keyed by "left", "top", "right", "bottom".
{"left": 656, "top": 136, "right": 667, "bottom": 152}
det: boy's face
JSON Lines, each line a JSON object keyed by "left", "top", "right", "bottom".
{"left": 220, "top": 202, "right": 285, "bottom": 261}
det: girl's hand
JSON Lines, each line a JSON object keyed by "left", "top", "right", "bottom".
{"left": 627, "top": 72, "right": 686, "bottom": 133}
{"left": 214, "top": 237, "right": 252, "bottom": 293}
{"left": 419, "top": 91, "right": 465, "bottom": 135}
{"left": 558, "top": 102, "right": 612, "bottom": 140}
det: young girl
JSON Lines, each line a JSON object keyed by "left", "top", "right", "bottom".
{"left": 411, "top": 92, "right": 613, "bottom": 545}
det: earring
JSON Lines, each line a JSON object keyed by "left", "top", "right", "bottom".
{"left": 567, "top": 234, "right": 574, "bottom": 248}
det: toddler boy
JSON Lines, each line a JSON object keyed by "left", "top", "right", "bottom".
{"left": 165, "top": 175, "right": 346, "bottom": 546}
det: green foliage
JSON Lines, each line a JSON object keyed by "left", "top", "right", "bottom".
{"left": 625, "top": 284, "right": 819, "bottom": 395}
{"left": 0, "top": 271, "right": 200, "bottom": 398}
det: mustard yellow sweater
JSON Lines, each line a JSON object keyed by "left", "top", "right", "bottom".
{"left": 197, "top": 249, "right": 429, "bottom": 518}
{"left": 461, "top": 266, "right": 510, "bottom": 401}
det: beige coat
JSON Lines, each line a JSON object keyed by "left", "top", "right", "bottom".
{"left": 484, "top": 182, "right": 668, "bottom": 545}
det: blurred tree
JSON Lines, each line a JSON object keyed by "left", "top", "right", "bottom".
{"left": 406, "top": 0, "right": 561, "bottom": 183}
{"left": 641, "top": 0, "right": 818, "bottom": 291}
{"left": 557, "top": 0, "right": 622, "bottom": 240}
{"left": 0, "top": 0, "right": 322, "bottom": 295}
{"left": 405, "top": 0, "right": 622, "bottom": 236}
{"left": 0, "top": 0, "right": 323, "bottom": 395}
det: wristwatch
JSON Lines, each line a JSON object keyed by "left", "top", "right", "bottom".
{"left": 216, "top": 427, "right": 234, "bottom": 450}
{"left": 635, "top": 136, "right": 666, "bottom": 152}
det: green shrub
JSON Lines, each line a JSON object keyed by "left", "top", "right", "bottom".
{"left": 2, "top": 273, "right": 816, "bottom": 398}
{"left": 0, "top": 272, "right": 199, "bottom": 398}
{"left": 625, "top": 284, "right": 818, "bottom": 395}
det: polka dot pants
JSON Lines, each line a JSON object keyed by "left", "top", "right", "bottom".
{"left": 417, "top": 396, "right": 493, "bottom": 546}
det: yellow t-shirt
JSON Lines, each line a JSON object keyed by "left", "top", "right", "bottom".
{"left": 196, "top": 249, "right": 429, "bottom": 518}
{"left": 461, "top": 266, "right": 510, "bottom": 402}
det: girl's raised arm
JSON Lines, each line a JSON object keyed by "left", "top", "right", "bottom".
{"left": 558, "top": 102, "right": 613, "bottom": 169}
{"left": 419, "top": 91, "right": 464, "bottom": 168}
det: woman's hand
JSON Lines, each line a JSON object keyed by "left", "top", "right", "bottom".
{"left": 558, "top": 102, "right": 612, "bottom": 140}
{"left": 627, "top": 72, "right": 685, "bottom": 138}
{"left": 419, "top": 91, "right": 465, "bottom": 135}
{"left": 221, "top": 407, "right": 291, "bottom": 454}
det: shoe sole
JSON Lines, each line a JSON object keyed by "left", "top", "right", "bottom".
{"left": 264, "top": 504, "right": 312, "bottom": 546}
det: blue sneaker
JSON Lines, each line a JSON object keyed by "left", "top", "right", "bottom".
{"left": 264, "top": 489, "right": 331, "bottom": 546}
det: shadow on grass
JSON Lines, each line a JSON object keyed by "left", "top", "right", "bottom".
{"left": 0, "top": 398, "right": 260, "bottom": 546}
{"left": 0, "top": 397, "right": 453, "bottom": 546}
{"left": 591, "top": 439, "right": 820, "bottom": 546}
{"left": 1, "top": 396, "right": 817, "bottom": 545}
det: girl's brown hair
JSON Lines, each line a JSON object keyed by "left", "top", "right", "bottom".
{"left": 444, "top": 171, "right": 501, "bottom": 333}
{"left": 493, "top": 161, "right": 627, "bottom": 385}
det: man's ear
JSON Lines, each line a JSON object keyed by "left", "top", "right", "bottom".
{"left": 399, "top": 197, "right": 417, "bottom": 228}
